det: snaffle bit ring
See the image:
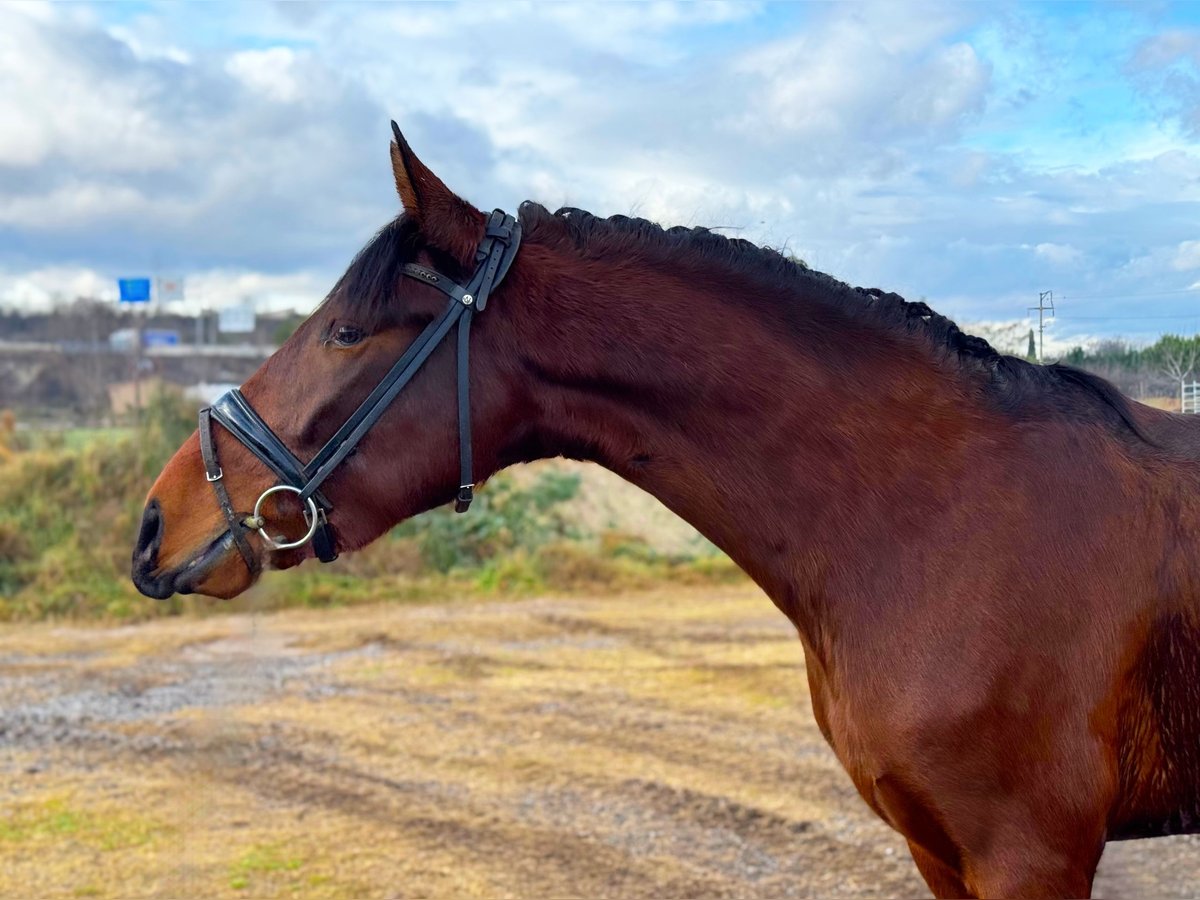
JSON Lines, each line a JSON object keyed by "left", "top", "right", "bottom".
{"left": 248, "top": 484, "right": 320, "bottom": 551}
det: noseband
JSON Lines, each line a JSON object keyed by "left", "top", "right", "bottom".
{"left": 198, "top": 210, "right": 522, "bottom": 572}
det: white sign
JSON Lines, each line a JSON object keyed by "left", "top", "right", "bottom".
{"left": 218, "top": 303, "right": 256, "bottom": 334}
{"left": 156, "top": 275, "right": 185, "bottom": 302}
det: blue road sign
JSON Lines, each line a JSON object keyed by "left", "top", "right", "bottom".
{"left": 143, "top": 329, "right": 180, "bottom": 348}
{"left": 118, "top": 278, "right": 151, "bottom": 303}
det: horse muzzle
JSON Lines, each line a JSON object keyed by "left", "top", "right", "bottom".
{"left": 130, "top": 499, "right": 254, "bottom": 599}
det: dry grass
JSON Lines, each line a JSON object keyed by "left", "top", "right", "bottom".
{"left": 1140, "top": 395, "right": 1181, "bottom": 412}
{"left": 0, "top": 587, "right": 929, "bottom": 899}
{"left": 2, "top": 587, "right": 1194, "bottom": 898}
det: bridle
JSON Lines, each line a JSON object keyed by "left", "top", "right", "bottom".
{"left": 197, "top": 209, "right": 522, "bottom": 574}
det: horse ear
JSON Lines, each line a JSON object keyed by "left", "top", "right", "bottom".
{"left": 390, "top": 121, "right": 484, "bottom": 268}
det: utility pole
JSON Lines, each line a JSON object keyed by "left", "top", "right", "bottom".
{"left": 133, "top": 303, "right": 144, "bottom": 429}
{"left": 1028, "top": 290, "right": 1054, "bottom": 363}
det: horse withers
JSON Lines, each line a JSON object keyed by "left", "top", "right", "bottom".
{"left": 132, "top": 124, "right": 1200, "bottom": 898}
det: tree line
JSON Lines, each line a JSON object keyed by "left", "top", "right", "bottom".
{"left": 1058, "top": 334, "right": 1199, "bottom": 401}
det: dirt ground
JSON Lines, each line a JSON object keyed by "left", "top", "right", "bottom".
{"left": 0, "top": 586, "right": 1195, "bottom": 899}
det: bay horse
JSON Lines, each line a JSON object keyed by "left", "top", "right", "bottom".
{"left": 132, "top": 124, "right": 1200, "bottom": 898}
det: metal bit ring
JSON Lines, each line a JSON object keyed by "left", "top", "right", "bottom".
{"left": 250, "top": 485, "right": 320, "bottom": 551}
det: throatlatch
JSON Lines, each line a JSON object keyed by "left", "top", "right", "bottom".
{"left": 197, "top": 208, "right": 523, "bottom": 568}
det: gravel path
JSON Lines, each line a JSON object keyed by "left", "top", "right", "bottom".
{"left": 0, "top": 590, "right": 1194, "bottom": 898}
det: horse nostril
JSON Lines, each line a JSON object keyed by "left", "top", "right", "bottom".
{"left": 131, "top": 499, "right": 181, "bottom": 600}
{"left": 135, "top": 499, "right": 164, "bottom": 561}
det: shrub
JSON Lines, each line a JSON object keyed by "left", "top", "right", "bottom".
{"left": 394, "top": 470, "right": 582, "bottom": 572}
{"left": 0, "top": 398, "right": 744, "bottom": 621}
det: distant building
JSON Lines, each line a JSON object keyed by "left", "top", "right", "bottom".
{"left": 107, "top": 378, "right": 169, "bottom": 416}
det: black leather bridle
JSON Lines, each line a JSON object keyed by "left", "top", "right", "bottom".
{"left": 197, "top": 209, "right": 522, "bottom": 573}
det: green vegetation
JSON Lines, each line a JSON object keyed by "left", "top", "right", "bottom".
{"left": 228, "top": 843, "right": 306, "bottom": 891}
{"left": 14, "top": 427, "right": 133, "bottom": 452}
{"left": 1062, "top": 333, "right": 1199, "bottom": 370}
{"left": 395, "top": 470, "right": 582, "bottom": 572}
{"left": 0, "top": 795, "right": 162, "bottom": 851}
{"left": 1057, "top": 333, "right": 1200, "bottom": 402}
{"left": 0, "top": 391, "right": 740, "bottom": 622}
{"left": 0, "top": 390, "right": 195, "bottom": 620}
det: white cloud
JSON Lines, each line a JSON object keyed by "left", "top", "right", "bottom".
{"left": 1132, "top": 29, "right": 1200, "bottom": 69}
{"left": 0, "top": 265, "right": 328, "bottom": 314}
{"left": 0, "top": 10, "right": 182, "bottom": 171}
{"left": 733, "top": 13, "right": 989, "bottom": 155}
{"left": 1173, "top": 239, "right": 1200, "bottom": 271}
{"left": 537, "top": 1, "right": 759, "bottom": 61}
{"left": 0, "top": 2, "right": 399, "bottom": 285}
{"left": 0, "top": 1, "right": 1198, "bottom": 347}
{"left": 0, "top": 181, "right": 155, "bottom": 230}
{"left": 964, "top": 319, "right": 1101, "bottom": 358}
{"left": 181, "top": 269, "right": 329, "bottom": 314}
{"left": 1129, "top": 28, "right": 1200, "bottom": 136}
{"left": 225, "top": 48, "right": 304, "bottom": 104}
{"left": 0, "top": 265, "right": 118, "bottom": 307}
{"left": 1033, "top": 242, "right": 1083, "bottom": 266}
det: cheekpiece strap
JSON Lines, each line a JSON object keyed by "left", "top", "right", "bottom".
{"left": 198, "top": 406, "right": 261, "bottom": 574}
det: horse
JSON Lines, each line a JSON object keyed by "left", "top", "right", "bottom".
{"left": 132, "top": 123, "right": 1200, "bottom": 898}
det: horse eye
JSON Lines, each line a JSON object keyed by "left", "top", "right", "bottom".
{"left": 332, "top": 325, "right": 363, "bottom": 347}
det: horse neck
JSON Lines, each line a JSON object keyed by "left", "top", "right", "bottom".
{"left": 507, "top": 248, "right": 989, "bottom": 624}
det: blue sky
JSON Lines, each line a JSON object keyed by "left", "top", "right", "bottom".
{"left": 2, "top": 1, "right": 1200, "bottom": 351}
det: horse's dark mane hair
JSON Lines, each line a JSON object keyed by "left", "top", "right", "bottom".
{"left": 517, "top": 202, "right": 1152, "bottom": 444}
{"left": 323, "top": 205, "right": 1151, "bottom": 444}
{"left": 319, "top": 216, "right": 424, "bottom": 334}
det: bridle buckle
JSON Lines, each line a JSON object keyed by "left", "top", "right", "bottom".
{"left": 454, "top": 484, "right": 475, "bottom": 514}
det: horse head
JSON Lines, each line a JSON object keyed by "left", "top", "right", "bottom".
{"left": 132, "top": 126, "right": 537, "bottom": 599}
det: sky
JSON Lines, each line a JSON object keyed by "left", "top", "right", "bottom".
{"left": 3, "top": 1, "right": 1200, "bottom": 350}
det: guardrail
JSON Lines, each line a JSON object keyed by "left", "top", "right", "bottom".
{"left": 0, "top": 340, "right": 276, "bottom": 359}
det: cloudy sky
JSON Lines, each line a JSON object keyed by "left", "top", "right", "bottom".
{"left": 3, "top": 1, "right": 1200, "bottom": 346}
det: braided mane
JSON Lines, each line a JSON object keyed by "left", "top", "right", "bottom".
{"left": 518, "top": 202, "right": 1150, "bottom": 443}
{"left": 319, "top": 202, "right": 1149, "bottom": 444}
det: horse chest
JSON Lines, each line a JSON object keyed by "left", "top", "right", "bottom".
{"left": 802, "top": 651, "right": 891, "bottom": 815}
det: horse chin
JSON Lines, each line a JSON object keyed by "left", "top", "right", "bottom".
{"left": 175, "top": 536, "right": 308, "bottom": 599}
{"left": 173, "top": 532, "right": 261, "bottom": 600}
{"left": 185, "top": 561, "right": 260, "bottom": 600}
{"left": 267, "top": 549, "right": 308, "bottom": 571}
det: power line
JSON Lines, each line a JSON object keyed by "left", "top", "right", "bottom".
{"left": 1056, "top": 313, "right": 1200, "bottom": 321}
{"left": 1060, "top": 287, "right": 1200, "bottom": 302}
